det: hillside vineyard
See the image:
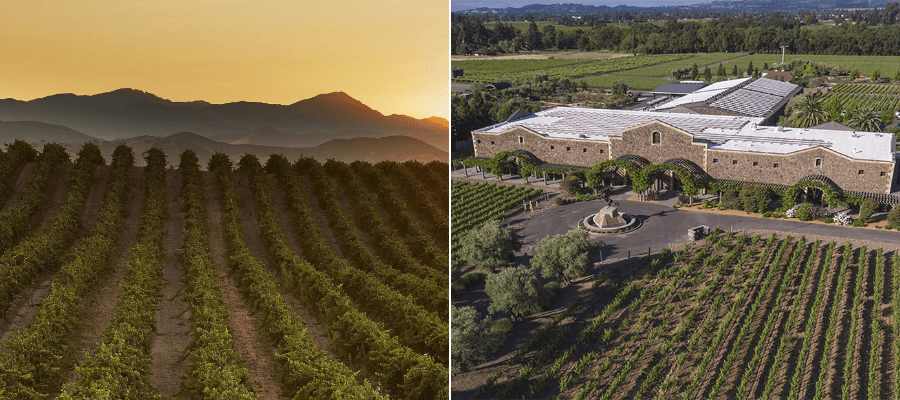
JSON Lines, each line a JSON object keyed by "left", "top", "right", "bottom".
{"left": 473, "top": 232, "right": 899, "bottom": 399}
{"left": 0, "top": 142, "right": 449, "bottom": 399}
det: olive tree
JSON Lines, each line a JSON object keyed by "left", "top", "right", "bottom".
{"left": 485, "top": 265, "right": 542, "bottom": 321}
{"left": 531, "top": 229, "right": 591, "bottom": 285}
{"left": 458, "top": 220, "right": 522, "bottom": 271}
{"left": 451, "top": 306, "right": 506, "bottom": 372}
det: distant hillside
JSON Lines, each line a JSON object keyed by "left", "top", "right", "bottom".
{"left": 0, "top": 89, "right": 448, "bottom": 151}
{"left": 0, "top": 120, "right": 98, "bottom": 144}
{"left": 455, "top": 0, "right": 888, "bottom": 13}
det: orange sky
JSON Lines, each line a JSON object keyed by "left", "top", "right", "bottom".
{"left": 0, "top": 1, "right": 448, "bottom": 119}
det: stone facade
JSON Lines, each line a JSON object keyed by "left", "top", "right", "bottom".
{"left": 473, "top": 122, "right": 896, "bottom": 194}
{"left": 707, "top": 147, "right": 894, "bottom": 194}
{"left": 472, "top": 126, "right": 610, "bottom": 167}
{"left": 610, "top": 121, "right": 707, "bottom": 168}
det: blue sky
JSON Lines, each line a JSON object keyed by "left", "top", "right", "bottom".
{"left": 452, "top": 0, "right": 717, "bottom": 12}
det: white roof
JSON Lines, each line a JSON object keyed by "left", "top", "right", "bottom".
{"left": 705, "top": 125, "right": 893, "bottom": 162}
{"left": 475, "top": 107, "right": 893, "bottom": 162}
{"left": 476, "top": 106, "right": 763, "bottom": 141}
{"left": 654, "top": 78, "right": 749, "bottom": 110}
{"left": 696, "top": 77, "right": 751, "bottom": 93}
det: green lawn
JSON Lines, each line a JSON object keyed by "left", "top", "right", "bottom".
{"left": 579, "top": 53, "right": 746, "bottom": 90}
{"left": 718, "top": 54, "right": 900, "bottom": 76}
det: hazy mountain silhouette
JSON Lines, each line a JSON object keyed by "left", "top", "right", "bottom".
{"left": 0, "top": 120, "right": 97, "bottom": 144}
{"left": 0, "top": 89, "right": 447, "bottom": 151}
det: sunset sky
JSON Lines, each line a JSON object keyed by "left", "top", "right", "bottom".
{"left": 1, "top": 1, "right": 448, "bottom": 120}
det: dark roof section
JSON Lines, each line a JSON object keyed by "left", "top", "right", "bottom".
{"left": 650, "top": 82, "right": 710, "bottom": 96}
{"left": 505, "top": 109, "right": 534, "bottom": 122}
{"left": 486, "top": 81, "right": 512, "bottom": 91}
{"left": 809, "top": 121, "right": 856, "bottom": 132}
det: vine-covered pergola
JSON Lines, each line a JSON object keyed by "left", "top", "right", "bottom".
{"left": 460, "top": 152, "right": 900, "bottom": 207}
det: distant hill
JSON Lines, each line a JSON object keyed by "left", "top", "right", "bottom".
{"left": 0, "top": 120, "right": 98, "bottom": 144}
{"left": 0, "top": 89, "right": 448, "bottom": 151}
{"left": 455, "top": 0, "right": 887, "bottom": 13}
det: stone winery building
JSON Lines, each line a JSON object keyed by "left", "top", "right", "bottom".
{"left": 471, "top": 107, "right": 898, "bottom": 198}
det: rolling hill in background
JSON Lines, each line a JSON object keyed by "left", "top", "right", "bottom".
{"left": 0, "top": 89, "right": 447, "bottom": 163}
{"left": 0, "top": 88, "right": 448, "bottom": 152}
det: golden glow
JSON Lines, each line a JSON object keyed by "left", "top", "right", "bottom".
{"left": 0, "top": 0, "right": 448, "bottom": 119}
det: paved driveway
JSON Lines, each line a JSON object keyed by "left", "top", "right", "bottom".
{"left": 517, "top": 200, "right": 900, "bottom": 261}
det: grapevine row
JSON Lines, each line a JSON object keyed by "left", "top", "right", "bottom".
{"left": 352, "top": 161, "right": 446, "bottom": 270}
{"left": 324, "top": 160, "right": 445, "bottom": 287}
{"left": 0, "top": 143, "right": 105, "bottom": 319}
{"left": 0, "top": 144, "right": 134, "bottom": 397}
{"left": 264, "top": 156, "right": 447, "bottom": 360}
{"left": 287, "top": 158, "right": 446, "bottom": 316}
{"left": 786, "top": 241, "right": 839, "bottom": 400}
{"left": 210, "top": 153, "right": 445, "bottom": 399}
{"left": 60, "top": 147, "right": 168, "bottom": 398}
{"left": 0, "top": 143, "right": 69, "bottom": 254}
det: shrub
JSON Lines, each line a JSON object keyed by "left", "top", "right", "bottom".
{"left": 543, "top": 281, "right": 561, "bottom": 295}
{"left": 852, "top": 218, "right": 867, "bottom": 227}
{"left": 452, "top": 306, "right": 507, "bottom": 372}
{"left": 491, "top": 318, "right": 513, "bottom": 335}
{"left": 702, "top": 199, "right": 709, "bottom": 208}
{"left": 823, "top": 217, "right": 835, "bottom": 224}
{"left": 889, "top": 206, "right": 900, "bottom": 228}
{"left": 554, "top": 196, "right": 564, "bottom": 206}
{"left": 739, "top": 185, "right": 771, "bottom": 213}
{"left": 463, "top": 272, "right": 487, "bottom": 285}
{"left": 795, "top": 204, "right": 812, "bottom": 221}
{"left": 785, "top": 207, "right": 796, "bottom": 218}
{"left": 559, "top": 175, "right": 582, "bottom": 195}
{"left": 762, "top": 211, "right": 773, "bottom": 218}
{"left": 859, "top": 199, "right": 878, "bottom": 223}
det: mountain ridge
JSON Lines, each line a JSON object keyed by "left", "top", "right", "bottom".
{"left": 0, "top": 88, "right": 448, "bottom": 151}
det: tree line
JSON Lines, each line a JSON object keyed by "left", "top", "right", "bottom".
{"left": 453, "top": 7, "right": 900, "bottom": 55}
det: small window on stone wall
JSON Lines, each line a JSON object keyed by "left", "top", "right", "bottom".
{"left": 566, "top": 147, "right": 571, "bottom": 152}
{"left": 753, "top": 161, "right": 758, "bottom": 166}
{"left": 732, "top": 160, "right": 737, "bottom": 165}
{"left": 491, "top": 141, "right": 495, "bottom": 146}
{"left": 599, "top": 149, "right": 604, "bottom": 154}
{"left": 773, "top": 163, "right": 779, "bottom": 168}
{"left": 519, "top": 136, "right": 524, "bottom": 144}
{"left": 712, "top": 158, "right": 718, "bottom": 163}
{"left": 652, "top": 131, "right": 661, "bottom": 144}
{"left": 550, "top": 145, "right": 555, "bottom": 150}
{"left": 476, "top": 139, "right": 481, "bottom": 144}
{"left": 582, "top": 148, "right": 587, "bottom": 153}
{"left": 815, "top": 158, "right": 822, "bottom": 167}
{"left": 859, "top": 170, "right": 864, "bottom": 175}
{"left": 881, "top": 171, "right": 887, "bottom": 176}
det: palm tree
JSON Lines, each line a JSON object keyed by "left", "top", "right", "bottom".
{"left": 845, "top": 105, "right": 882, "bottom": 132}
{"left": 788, "top": 94, "right": 828, "bottom": 128}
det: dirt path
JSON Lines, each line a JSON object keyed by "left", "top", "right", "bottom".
{"left": 148, "top": 169, "right": 191, "bottom": 398}
{"left": 0, "top": 165, "right": 112, "bottom": 346}
{"left": 0, "top": 162, "right": 37, "bottom": 214}
{"left": 59, "top": 166, "right": 147, "bottom": 392}
{"left": 34, "top": 163, "right": 74, "bottom": 233}
{"left": 203, "top": 171, "right": 286, "bottom": 400}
